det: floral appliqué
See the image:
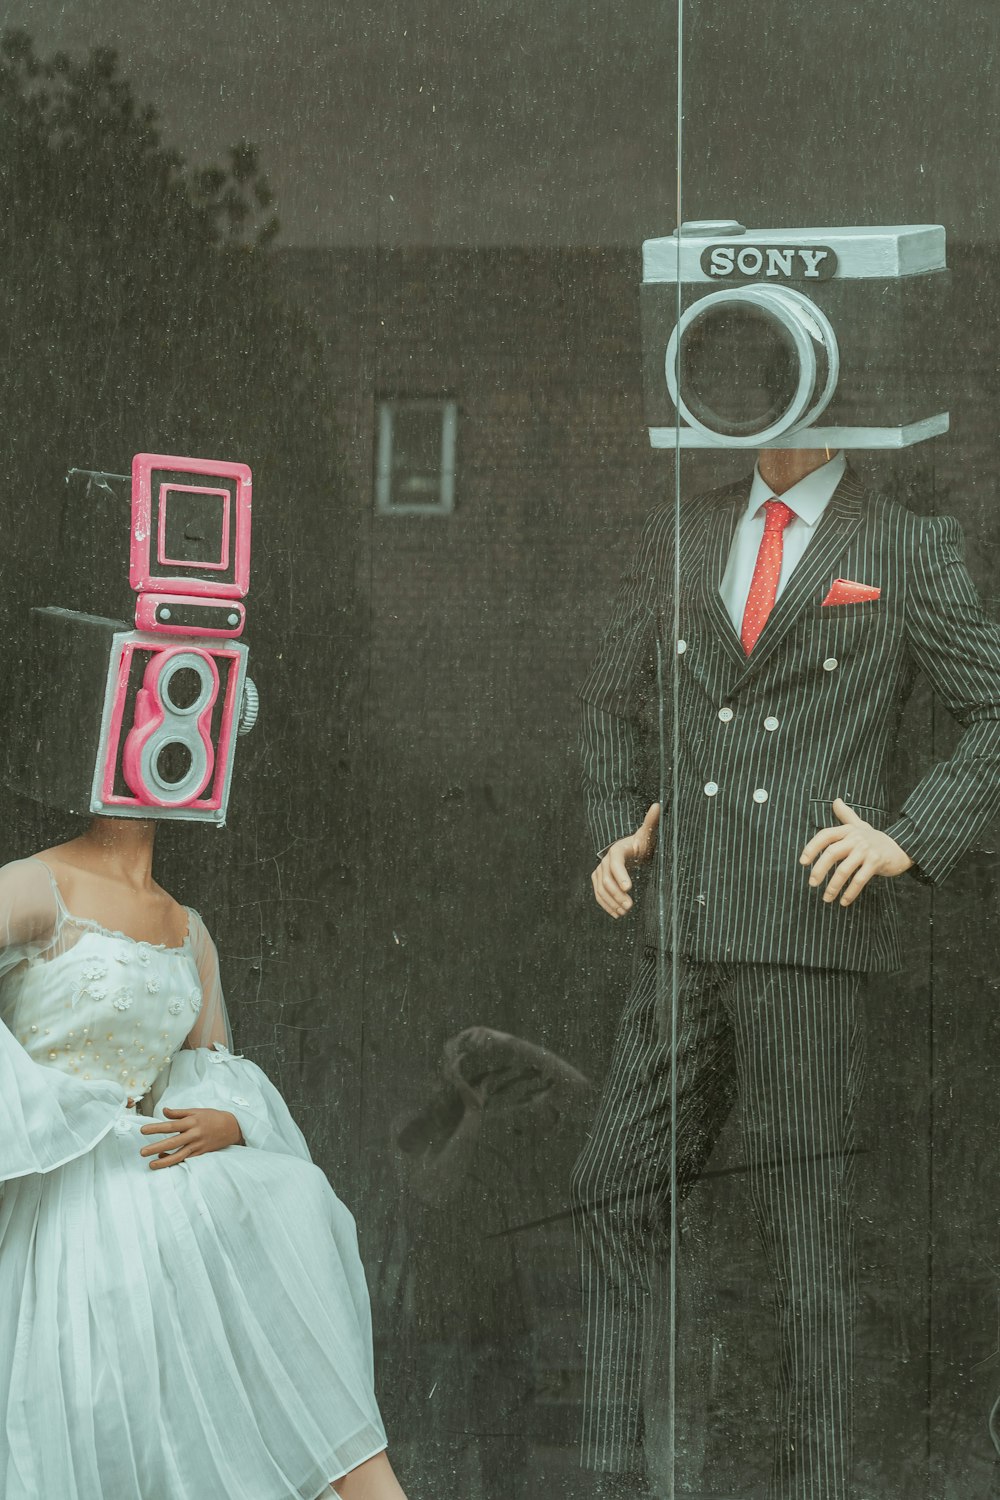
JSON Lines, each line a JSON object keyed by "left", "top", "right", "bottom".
{"left": 168, "top": 1000, "right": 184, "bottom": 1016}
{"left": 189, "top": 987, "right": 203, "bottom": 1013}
{"left": 114, "top": 948, "right": 131, "bottom": 966}
{"left": 76, "top": 956, "right": 111, "bottom": 1004}
{"left": 135, "top": 947, "right": 151, "bottom": 967}
{"left": 145, "top": 976, "right": 161, "bottom": 995}
{"left": 111, "top": 987, "right": 133, "bottom": 1012}
{"left": 76, "top": 981, "right": 108, "bottom": 1004}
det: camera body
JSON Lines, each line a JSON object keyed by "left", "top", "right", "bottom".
{"left": 10, "top": 453, "right": 257, "bottom": 825}
{"left": 640, "top": 221, "right": 949, "bottom": 449}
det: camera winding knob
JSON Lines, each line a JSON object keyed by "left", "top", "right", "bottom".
{"left": 238, "top": 677, "right": 259, "bottom": 736}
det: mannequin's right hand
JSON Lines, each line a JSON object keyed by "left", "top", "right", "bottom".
{"left": 590, "top": 803, "right": 661, "bottom": 919}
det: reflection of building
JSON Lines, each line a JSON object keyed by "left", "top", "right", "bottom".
{"left": 275, "top": 245, "right": 1000, "bottom": 797}
{"left": 274, "top": 247, "right": 669, "bottom": 1497}
{"left": 276, "top": 248, "right": 665, "bottom": 793}
{"left": 275, "top": 245, "right": 1000, "bottom": 1496}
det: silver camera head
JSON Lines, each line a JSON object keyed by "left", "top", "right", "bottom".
{"left": 641, "top": 222, "right": 949, "bottom": 450}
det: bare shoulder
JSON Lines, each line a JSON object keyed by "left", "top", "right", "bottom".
{"left": 32, "top": 842, "right": 97, "bottom": 908}
{"left": 30, "top": 843, "right": 187, "bottom": 947}
{"left": 33, "top": 837, "right": 93, "bottom": 878}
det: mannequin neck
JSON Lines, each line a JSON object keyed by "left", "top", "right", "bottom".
{"left": 77, "top": 816, "right": 159, "bottom": 889}
{"left": 757, "top": 447, "right": 835, "bottom": 495}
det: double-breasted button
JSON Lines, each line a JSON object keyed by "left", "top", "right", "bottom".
{"left": 676, "top": 639, "right": 687, "bottom": 654}
{"left": 823, "top": 657, "right": 839, "bottom": 672}
{"left": 718, "top": 707, "right": 734, "bottom": 723}
{"left": 763, "top": 715, "right": 779, "bottom": 731}
{"left": 752, "top": 788, "right": 769, "bottom": 804}
{"left": 704, "top": 781, "right": 719, "bottom": 797}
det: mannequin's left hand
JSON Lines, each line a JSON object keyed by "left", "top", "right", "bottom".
{"left": 139, "top": 1107, "right": 244, "bottom": 1169}
{"left": 799, "top": 797, "right": 913, "bottom": 907}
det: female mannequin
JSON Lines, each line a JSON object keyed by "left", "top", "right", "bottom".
{"left": 0, "top": 814, "right": 408, "bottom": 1500}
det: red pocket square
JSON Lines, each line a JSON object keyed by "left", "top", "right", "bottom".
{"left": 821, "top": 578, "right": 881, "bottom": 606}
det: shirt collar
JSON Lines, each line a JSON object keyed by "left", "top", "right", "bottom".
{"left": 746, "top": 450, "right": 847, "bottom": 527}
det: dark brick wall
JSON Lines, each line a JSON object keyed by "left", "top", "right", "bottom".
{"left": 273, "top": 244, "right": 1000, "bottom": 1497}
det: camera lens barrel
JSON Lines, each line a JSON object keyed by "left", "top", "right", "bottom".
{"left": 665, "top": 286, "right": 840, "bottom": 446}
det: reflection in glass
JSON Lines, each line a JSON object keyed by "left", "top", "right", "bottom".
{"left": 375, "top": 398, "right": 458, "bottom": 515}
{"left": 576, "top": 193, "right": 1000, "bottom": 1496}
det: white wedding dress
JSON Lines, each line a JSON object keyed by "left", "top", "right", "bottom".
{"left": 0, "top": 857, "right": 387, "bottom": 1499}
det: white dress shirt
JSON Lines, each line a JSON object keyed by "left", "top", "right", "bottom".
{"left": 719, "top": 451, "right": 847, "bottom": 632}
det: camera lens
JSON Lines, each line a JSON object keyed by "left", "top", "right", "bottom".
{"left": 155, "top": 650, "right": 218, "bottom": 716}
{"left": 681, "top": 303, "right": 800, "bottom": 438}
{"left": 154, "top": 741, "right": 194, "bottom": 787}
{"left": 666, "top": 286, "right": 839, "bottom": 446}
{"left": 162, "top": 666, "right": 205, "bottom": 711}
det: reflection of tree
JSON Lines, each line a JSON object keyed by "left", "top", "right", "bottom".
{"left": 0, "top": 26, "right": 348, "bottom": 648}
{"left": 0, "top": 29, "right": 363, "bottom": 1093}
{"left": 0, "top": 29, "right": 277, "bottom": 250}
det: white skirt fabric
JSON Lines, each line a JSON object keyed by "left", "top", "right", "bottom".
{"left": 0, "top": 1064, "right": 387, "bottom": 1500}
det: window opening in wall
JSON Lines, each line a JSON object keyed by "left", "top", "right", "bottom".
{"left": 375, "top": 398, "right": 458, "bottom": 516}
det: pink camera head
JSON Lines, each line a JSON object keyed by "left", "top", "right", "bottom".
{"left": 130, "top": 454, "right": 252, "bottom": 637}
{"left": 8, "top": 452, "right": 258, "bottom": 826}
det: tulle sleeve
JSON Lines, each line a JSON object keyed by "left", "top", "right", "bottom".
{"left": 0, "top": 859, "right": 129, "bottom": 1182}
{"left": 182, "top": 907, "right": 234, "bottom": 1051}
{"left": 146, "top": 909, "right": 311, "bottom": 1162}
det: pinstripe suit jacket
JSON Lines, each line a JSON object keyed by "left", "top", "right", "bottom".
{"left": 579, "top": 467, "right": 1000, "bottom": 972}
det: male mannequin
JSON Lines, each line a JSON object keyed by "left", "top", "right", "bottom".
{"left": 573, "top": 448, "right": 1000, "bottom": 1498}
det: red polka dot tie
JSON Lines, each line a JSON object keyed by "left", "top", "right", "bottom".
{"left": 740, "top": 498, "right": 796, "bottom": 655}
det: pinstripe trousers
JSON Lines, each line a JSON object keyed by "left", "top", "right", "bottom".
{"left": 571, "top": 953, "right": 867, "bottom": 1499}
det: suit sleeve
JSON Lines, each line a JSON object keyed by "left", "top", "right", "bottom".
{"left": 883, "top": 514, "right": 1000, "bottom": 884}
{"left": 578, "top": 506, "right": 671, "bottom": 856}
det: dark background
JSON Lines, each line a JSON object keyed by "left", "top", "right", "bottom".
{"left": 1, "top": 4, "right": 999, "bottom": 1497}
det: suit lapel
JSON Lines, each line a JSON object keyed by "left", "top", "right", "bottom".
{"left": 695, "top": 478, "right": 752, "bottom": 677}
{"left": 730, "top": 465, "right": 867, "bottom": 686}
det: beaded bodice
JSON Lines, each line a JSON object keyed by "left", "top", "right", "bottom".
{"left": 1, "top": 925, "right": 202, "bottom": 1101}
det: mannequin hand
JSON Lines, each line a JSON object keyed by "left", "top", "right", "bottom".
{"left": 591, "top": 803, "right": 661, "bottom": 918}
{"left": 800, "top": 797, "right": 913, "bottom": 907}
{"left": 139, "top": 1107, "right": 244, "bottom": 1169}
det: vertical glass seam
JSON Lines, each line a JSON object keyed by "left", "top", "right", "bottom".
{"left": 667, "top": 3, "right": 685, "bottom": 1496}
